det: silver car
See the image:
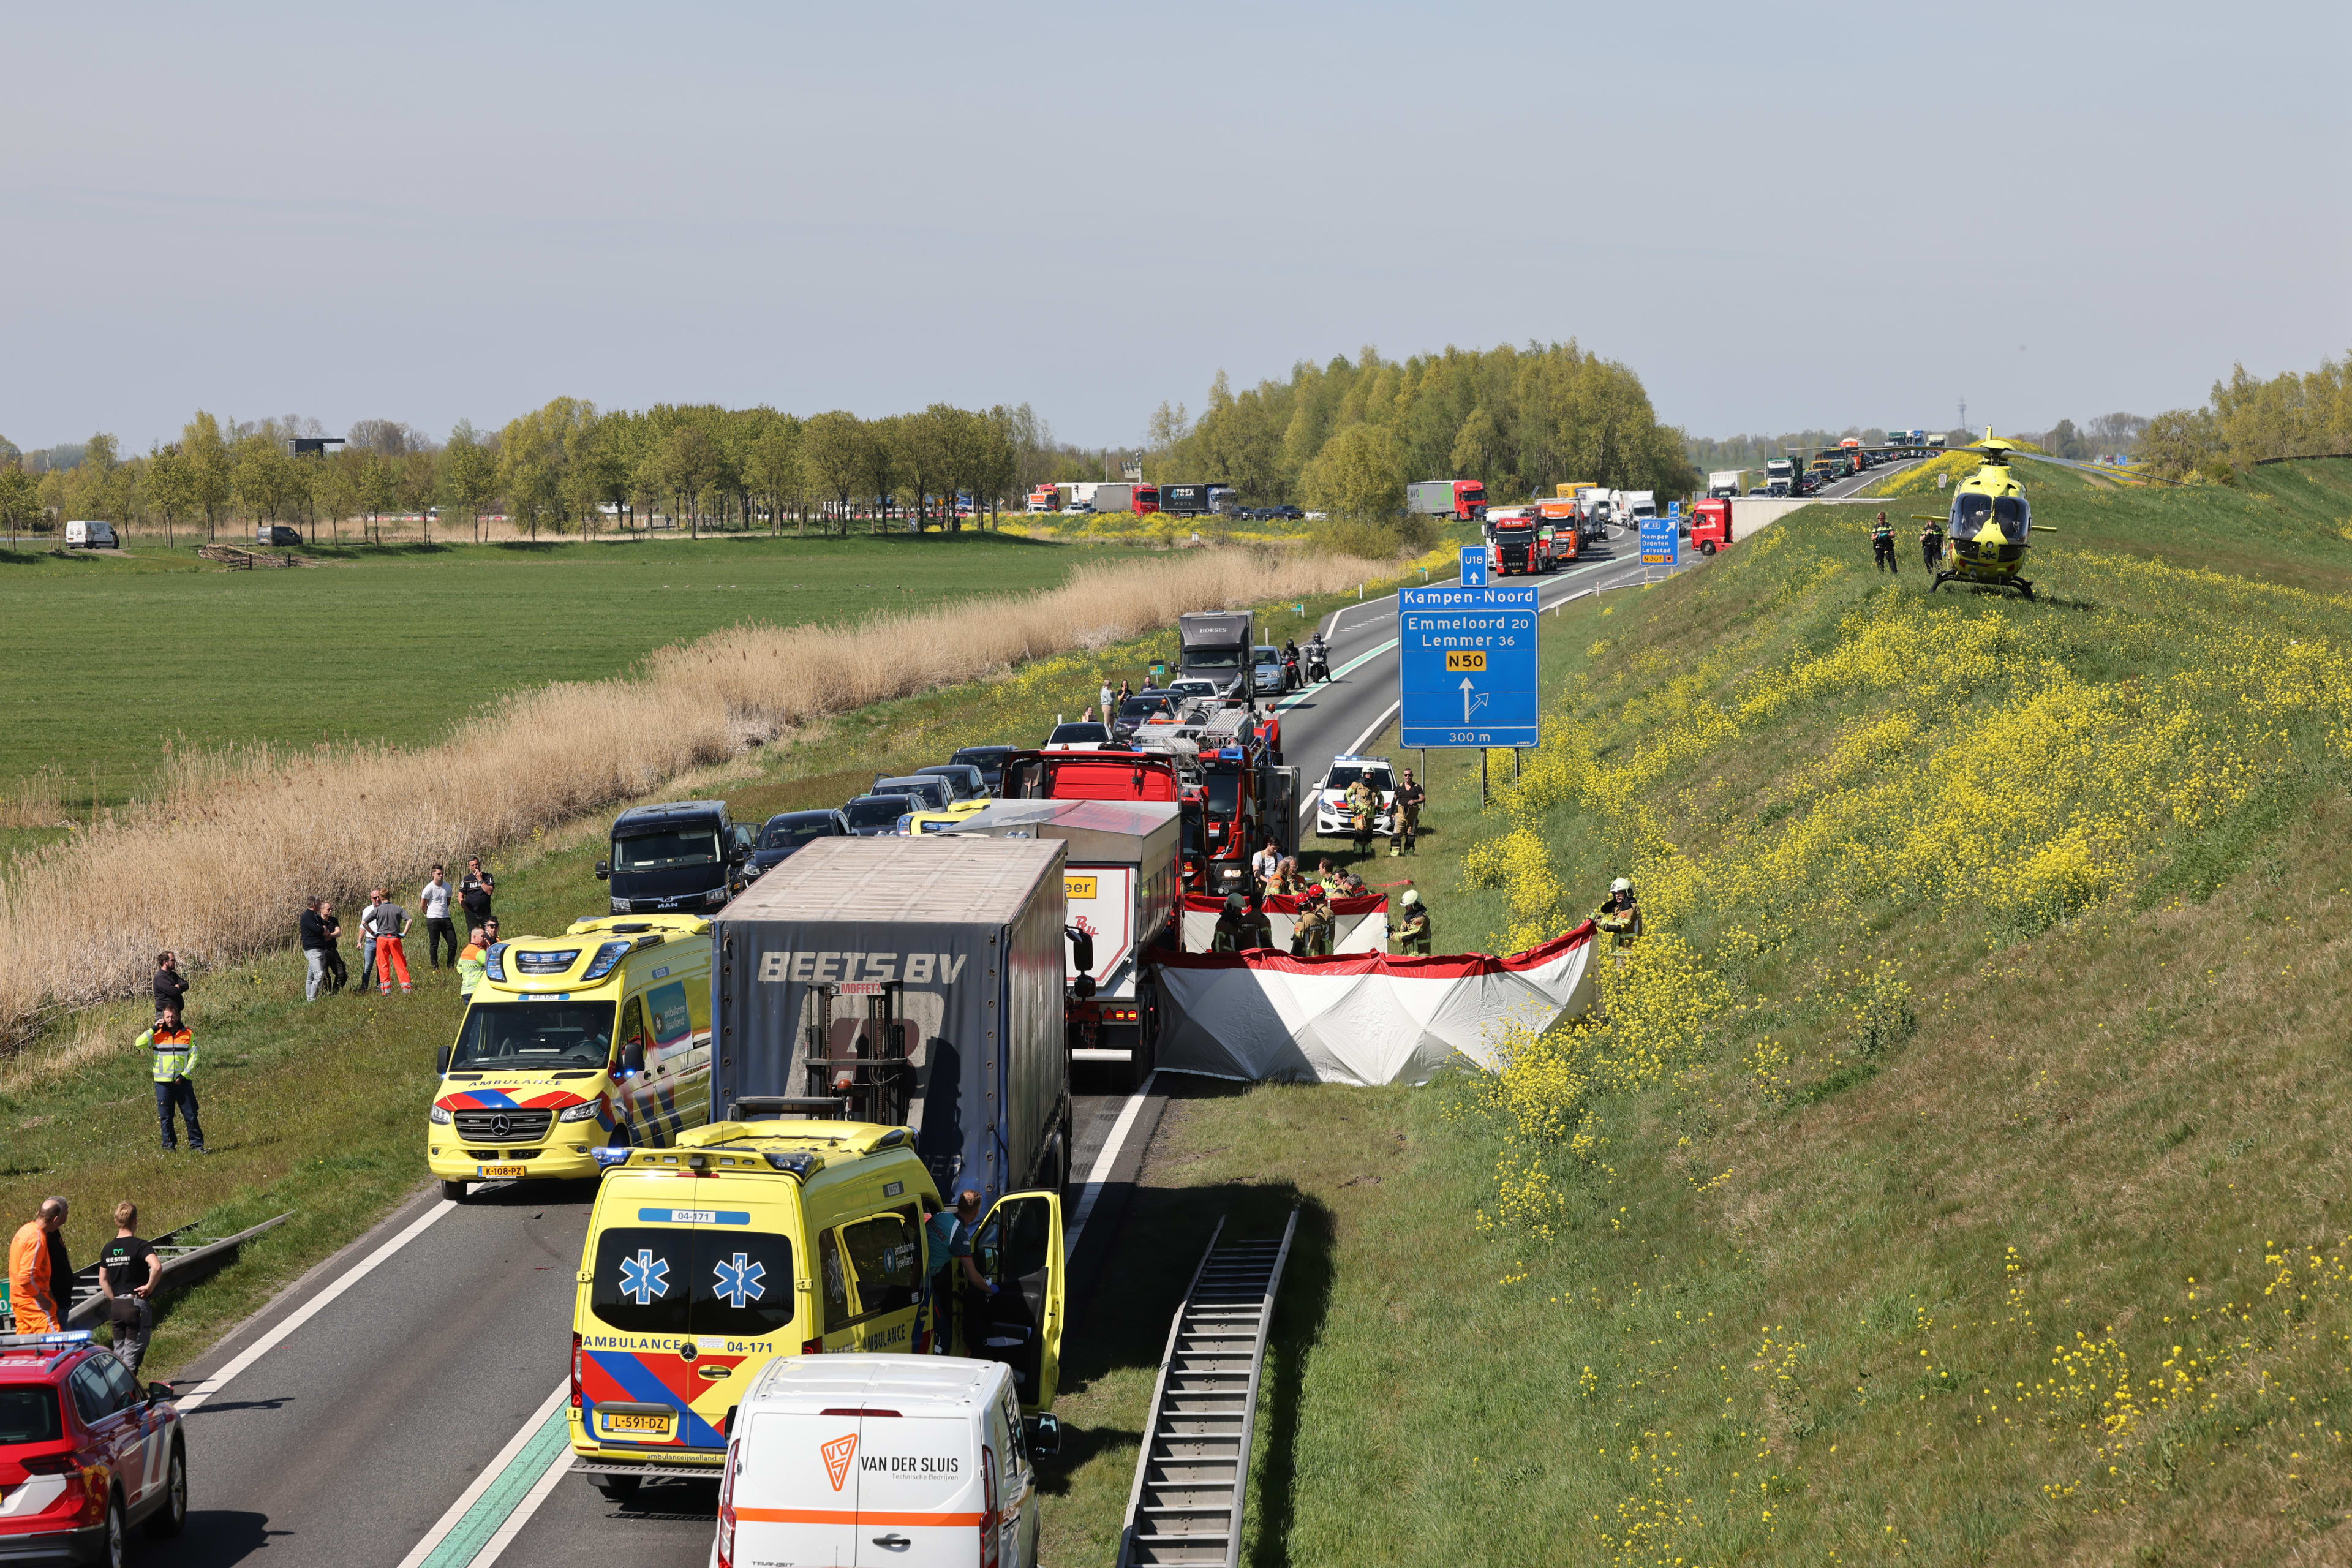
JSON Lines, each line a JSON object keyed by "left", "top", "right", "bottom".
{"left": 1250, "top": 644, "right": 1284, "bottom": 697}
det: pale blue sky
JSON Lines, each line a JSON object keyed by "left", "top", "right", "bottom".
{"left": 4, "top": 0, "right": 2343, "bottom": 452}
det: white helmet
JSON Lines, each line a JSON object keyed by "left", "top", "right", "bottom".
{"left": 1400, "top": 889, "right": 1422, "bottom": 907}
{"left": 1610, "top": 877, "right": 1632, "bottom": 894}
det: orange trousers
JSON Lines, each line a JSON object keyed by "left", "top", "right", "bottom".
{"left": 375, "top": 935, "right": 413, "bottom": 993}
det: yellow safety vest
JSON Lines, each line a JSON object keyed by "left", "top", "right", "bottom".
{"left": 143, "top": 1026, "right": 198, "bottom": 1082}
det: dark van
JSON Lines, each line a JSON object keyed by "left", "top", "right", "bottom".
{"left": 595, "top": 800, "right": 750, "bottom": 914}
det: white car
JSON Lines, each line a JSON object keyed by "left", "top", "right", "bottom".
{"left": 1166, "top": 678, "right": 1221, "bottom": 702}
{"left": 1042, "top": 722, "right": 1110, "bottom": 751}
{"left": 1313, "top": 755, "right": 1396, "bottom": 837}
{"left": 715, "top": 1355, "right": 1055, "bottom": 1568}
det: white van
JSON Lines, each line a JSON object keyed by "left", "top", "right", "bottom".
{"left": 64, "top": 519, "right": 118, "bottom": 548}
{"left": 715, "top": 1355, "right": 1058, "bottom": 1568}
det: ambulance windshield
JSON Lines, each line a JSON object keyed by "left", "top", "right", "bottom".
{"left": 449, "top": 1001, "right": 614, "bottom": 1072}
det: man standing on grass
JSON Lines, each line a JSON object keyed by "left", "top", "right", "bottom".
{"left": 142, "top": 1005, "right": 205, "bottom": 1153}
{"left": 460, "top": 858, "right": 495, "bottom": 932}
{"left": 357, "top": 889, "right": 382, "bottom": 992}
{"left": 6, "top": 1199, "right": 67, "bottom": 1334}
{"left": 420, "top": 865, "right": 458, "bottom": 970}
{"left": 98, "top": 1203, "right": 160, "bottom": 1373}
{"left": 153, "top": 952, "right": 188, "bottom": 1016}
{"left": 299, "top": 897, "right": 333, "bottom": 1000}
{"left": 1390, "top": 768, "right": 1425, "bottom": 857}
{"left": 318, "top": 899, "right": 348, "bottom": 993}
{"left": 368, "top": 894, "right": 413, "bottom": 994}
{"left": 1098, "top": 677, "right": 1114, "bottom": 717}
{"left": 458, "top": 927, "right": 488, "bottom": 999}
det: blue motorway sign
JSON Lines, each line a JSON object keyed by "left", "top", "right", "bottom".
{"left": 1458, "top": 545, "right": 1487, "bottom": 586}
{"left": 1639, "top": 516, "right": 1679, "bottom": 566}
{"left": 1398, "top": 584, "right": 1540, "bottom": 748}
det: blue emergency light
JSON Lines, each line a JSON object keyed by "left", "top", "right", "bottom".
{"left": 0, "top": 1330, "right": 93, "bottom": 1349}
{"left": 1219, "top": 747, "right": 1243, "bottom": 760}
{"left": 591, "top": 1146, "right": 633, "bottom": 1169}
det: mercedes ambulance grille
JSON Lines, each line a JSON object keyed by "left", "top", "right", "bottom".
{"left": 454, "top": 1108, "right": 554, "bottom": 1142}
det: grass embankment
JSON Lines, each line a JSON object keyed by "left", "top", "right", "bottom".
{"left": 0, "top": 530, "right": 1084, "bottom": 823}
{"left": 1051, "top": 464, "right": 2352, "bottom": 1564}
{"left": 0, "top": 554, "right": 1442, "bottom": 1385}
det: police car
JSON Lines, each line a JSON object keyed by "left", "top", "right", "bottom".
{"left": 0, "top": 1332, "right": 186, "bottom": 1564}
{"left": 1311, "top": 755, "right": 1396, "bottom": 838}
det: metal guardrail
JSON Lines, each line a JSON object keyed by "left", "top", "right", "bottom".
{"left": 34, "top": 1213, "right": 296, "bottom": 1330}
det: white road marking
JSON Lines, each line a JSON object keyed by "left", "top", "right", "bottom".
{"left": 177, "top": 1197, "right": 456, "bottom": 1412}
{"left": 1065, "top": 1073, "right": 1158, "bottom": 1263}
{"left": 394, "top": 1382, "right": 570, "bottom": 1568}
{"left": 462, "top": 1410, "right": 579, "bottom": 1568}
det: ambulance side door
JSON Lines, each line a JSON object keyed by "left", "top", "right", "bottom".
{"left": 970, "top": 1193, "right": 1065, "bottom": 1414}
{"left": 612, "top": 994, "right": 653, "bottom": 1143}
{"left": 838, "top": 1204, "right": 924, "bottom": 1355}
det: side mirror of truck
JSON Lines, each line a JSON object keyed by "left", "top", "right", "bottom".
{"left": 594, "top": 860, "right": 609, "bottom": 880}
{"left": 622, "top": 1039, "right": 645, "bottom": 1075}
{"left": 1065, "top": 926, "right": 1094, "bottom": 975}
{"left": 435, "top": 1046, "right": 451, "bottom": 1074}
{"left": 1023, "top": 1414, "right": 1061, "bottom": 1458}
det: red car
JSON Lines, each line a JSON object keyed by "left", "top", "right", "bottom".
{"left": 0, "top": 1332, "right": 185, "bottom": 1566}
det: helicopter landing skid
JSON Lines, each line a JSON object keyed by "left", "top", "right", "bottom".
{"left": 1931, "top": 570, "right": 2033, "bottom": 601}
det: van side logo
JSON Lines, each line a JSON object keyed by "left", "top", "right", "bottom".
{"left": 822, "top": 1433, "right": 858, "bottom": 1492}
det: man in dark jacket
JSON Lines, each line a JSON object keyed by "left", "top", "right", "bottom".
{"left": 300, "top": 899, "right": 334, "bottom": 1001}
{"left": 460, "top": 859, "right": 496, "bottom": 930}
{"left": 154, "top": 952, "right": 188, "bottom": 1015}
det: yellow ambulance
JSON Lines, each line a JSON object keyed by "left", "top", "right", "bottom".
{"left": 567, "top": 1117, "right": 1065, "bottom": 1501}
{"left": 426, "top": 915, "right": 713, "bottom": 1200}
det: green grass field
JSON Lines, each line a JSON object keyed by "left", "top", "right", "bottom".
{"left": 0, "top": 531, "right": 1083, "bottom": 818}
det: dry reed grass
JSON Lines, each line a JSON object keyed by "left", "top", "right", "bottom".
{"left": 0, "top": 547, "right": 1379, "bottom": 1049}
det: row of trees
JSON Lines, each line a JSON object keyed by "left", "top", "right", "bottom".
{"left": 1142, "top": 341, "right": 1697, "bottom": 521}
{"left": 0, "top": 338, "right": 1703, "bottom": 546}
{"left": 0, "top": 402, "right": 1078, "bottom": 545}
{"left": 2138, "top": 352, "right": 2352, "bottom": 481}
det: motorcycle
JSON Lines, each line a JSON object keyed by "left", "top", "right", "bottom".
{"left": 1283, "top": 653, "right": 1302, "bottom": 692}
{"left": 1306, "top": 644, "right": 1331, "bottom": 683}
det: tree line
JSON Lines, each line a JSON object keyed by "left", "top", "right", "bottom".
{"left": 2137, "top": 351, "right": 2352, "bottom": 481}
{"left": 1142, "top": 341, "right": 1695, "bottom": 525}
{"left": 0, "top": 337, "right": 1704, "bottom": 547}
{"left": 0, "top": 402, "right": 1088, "bottom": 545}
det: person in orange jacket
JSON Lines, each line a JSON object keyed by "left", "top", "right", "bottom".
{"left": 7, "top": 1197, "right": 68, "bottom": 1334}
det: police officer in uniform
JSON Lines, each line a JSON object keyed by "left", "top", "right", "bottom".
{"left": 1920, "top": 514, "right": 1945, "bottom": 572}
{"left": 1871, "top": 511, "right": 1898, "bottom": 573}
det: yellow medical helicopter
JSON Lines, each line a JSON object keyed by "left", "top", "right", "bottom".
{"left": 1918, "top": 430, "right": 2173, "bottom": 600}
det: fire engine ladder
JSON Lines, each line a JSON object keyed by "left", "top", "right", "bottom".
{"left": 1114, "top": 1208, "right": 1299, "bottom": 1568}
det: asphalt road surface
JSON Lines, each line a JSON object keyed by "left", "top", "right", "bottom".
{"left": 158, "top": 521, "right": 1727, "bottom": 1568}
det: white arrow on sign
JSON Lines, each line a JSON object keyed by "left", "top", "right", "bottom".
{"left": 1459, "top": 676, "right": 1490, "bottom": 723}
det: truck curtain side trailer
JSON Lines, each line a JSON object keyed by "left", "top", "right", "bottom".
{"left": 1405, "top": 478, "right": 1489, "bottom": 520}
{"left": 709, "top": 835, "right": 1076, "bottom": 1204}
{"left": 948, "top": 797, "right": 1181, "bottom": 1091}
